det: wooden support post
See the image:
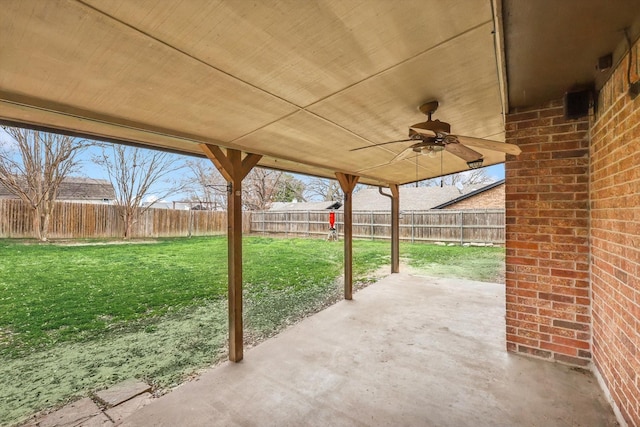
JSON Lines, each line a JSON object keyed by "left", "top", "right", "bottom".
{"left": 389, "top": 184, "right": 400, "bottom": 274}
{"left": 335, "top": 172, "right": 359, "bottom": 300}
{"left": 200, "top": 144, "right": 261, "bottom": 362}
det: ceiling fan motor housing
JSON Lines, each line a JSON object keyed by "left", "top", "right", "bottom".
{"left": 410, "top": 119, "right": 451, "bottom": 136}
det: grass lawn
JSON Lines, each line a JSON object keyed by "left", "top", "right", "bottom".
{"left": 0, "top": 236, "right": 503, "bottom": 425}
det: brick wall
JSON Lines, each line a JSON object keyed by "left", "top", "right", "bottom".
{"left": 444, "top": 184, "right": 505, "bottom": 210}
{"left": 590, "top": 45, "right": 640, "bottom": 425}
{"left": 505, "top": 100, "right": 591, "bottom": 366}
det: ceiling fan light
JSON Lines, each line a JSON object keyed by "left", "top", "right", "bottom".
{"left": 466, "top": 159, "right": 484, "bottom": 169}
{"left": 419, "top": 145, "right": 444, "bottom": 154}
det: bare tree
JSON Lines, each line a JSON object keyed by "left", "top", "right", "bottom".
{"left": 418, "top": 168, "right": 495, "bottom": 188}
{"left": 243, "top": 168, "right": 284, "bottom": 211}
{"left": 0, "top": 127, "right": 92, "bottom": 241}
{"left": 304, "top": 177, "right": 364, "bottom": 202}
{"left": 93, "top": 144, "right": 185, "bottom": 239}
{"left": 183, "top": 159, "right": 228, "bottom": 210}
{"left": 184, "top": 161, "right": 306, "bottom": 211}
{"left": 304, "top": 177, "right": 343, "bottom": 201}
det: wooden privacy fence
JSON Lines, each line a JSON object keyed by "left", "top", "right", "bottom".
{"left": 1, "top": 199, "right": 504, "bottom": 243}
{"left": 0, "top": 199, "right": 241, "bottom": 239}
{"left": 251, "top": 209, "right": 505, "bottom": 244}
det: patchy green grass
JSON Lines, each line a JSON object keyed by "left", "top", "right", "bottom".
{"left": 0, "top": 237, "right": 228, "bottom": 357}
{"left": 402, "top": 243, "right": 505, "bottom": 283}
{"left": 0, "top": 237, "right": 503, "bottom": 426}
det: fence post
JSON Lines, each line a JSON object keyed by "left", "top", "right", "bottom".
{"left": 370, "top": 211, "right": 374, "bottom": 240}
{"left": 411, "top": 211, "right": 414, "bottom": 243}
{"left": 307, "top": 211, "right": 310, "bottom": 237}
{"left": 143, "top": 210, "right": 148, "bottom": 238}
{"left": 460, "top": 211, "right": 464, "bottom": 245}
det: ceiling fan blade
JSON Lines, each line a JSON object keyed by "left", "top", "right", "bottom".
{"left": 390, "top": 147, "right": 417, "bottom": 163}
{"left": 350, "top": 139, "right": 414, "bottom": 152}
{"left": 408, "top": 126, "right": 437, "bottom": 138}
{"left": 444, "top": 142, "right": 483, "bottom": 162}
{"left": 456, "top": 135, "right": 522, "bottom": 155}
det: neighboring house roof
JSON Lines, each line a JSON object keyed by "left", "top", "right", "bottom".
{"left": 0, "top": 177, "right": 116, "bottom": 201}
{"left": 265, "top": 181, "right": 504, "bottom": 212}
{"left": 350, "top": 182, "right": 501, "bottom": 211}
{"left": 431, "top": 179, "right": 505, "bottom": 209}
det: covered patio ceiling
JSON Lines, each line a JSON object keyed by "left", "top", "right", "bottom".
{"left": 2, "top": 0, "right": 503, "bottom": 186}
{"left": 1, "top": 1, "right": 639, "bottom": 185}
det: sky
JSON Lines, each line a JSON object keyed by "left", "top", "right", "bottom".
{"left": 1, "top": 129, "right": 505, "bottom": 203}
{"left": 75, "top": 144, "right": 505, "bottom": 202}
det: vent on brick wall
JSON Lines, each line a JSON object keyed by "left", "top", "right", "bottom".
{"left": 564, "top": 89, "right": 592, "bottom": 119}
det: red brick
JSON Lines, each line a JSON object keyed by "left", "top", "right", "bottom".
{"left": 538, "top": 308, "right": 574, "bottom": 322}
{"left": 577, "top": 350, "right": 592, "bottom": 359}
{"left": 517, "top": 345, "right": 552, "bottom": 359}
{"left": 538, "top": 107, "right": 564, "bottom": 119}
{"left": 518, "top": 117, "right": 552, "bottom": 129}
{"left": 540, "top": 341, "right": 578, "bottom": 356}
{"left": 551, "top": 287, "right": 589, "bottom": 298}
{"left": 510, "top": 319, "right": 540, "bottom": 331}
{"left": 551, "top": 335, "right": 590, "bottom": 350}
{"left": 507, "top": 111, "right": 540, "bottom": 122}
{"left": 551, "top": 149, "right": 589, "bottom": 159}
{"left": 507, "top": 241, "right": 540, "bottom": 250}
{"left": 576, "top": 297, "right": 591, "bottom": 306}
{"left": 507, "top": 334, "right": 539, "bottom": 347}
{"left": 550, "top": 40, "right": 640, "bottom": 426}
{"left": 550, "top": 269, "right": 589, "bottom": 280}
{"left": 538, "top": 124, "right": 577, "bottom": 135}
{"left": 540, "top": 325, "right": 577, "bottom": 338}
{"left": 504, "top": 94, "right": 634, "bottom": 408}
{"left": 509, "top": 257, "right": 538, "bottom": 266}
{"left": 576, "top": 315, "right": 590, "bottom": 324}
{"left": 553, "top": 353, "right": 590, "bottom": 366}
{"left": 538, "top": 292, "right": 574, "bottom": 303}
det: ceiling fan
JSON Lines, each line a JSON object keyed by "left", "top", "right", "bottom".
{"left": 351, "top": 101, "right": 521, "bottom": 169}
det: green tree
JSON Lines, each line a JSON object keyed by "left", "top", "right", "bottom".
{"left": 272, "top": 173, "right": 306, "bottom": 203}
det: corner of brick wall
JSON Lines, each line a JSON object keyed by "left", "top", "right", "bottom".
{"left": 505, "top": 99, "right": 591, "bottom": 367}
{"left": 590, "top": 42, "right": 640, "bottom": 426}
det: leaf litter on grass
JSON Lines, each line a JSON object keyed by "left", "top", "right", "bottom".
{"left": 0, "top": 300, "right": 228, "bottom": 426}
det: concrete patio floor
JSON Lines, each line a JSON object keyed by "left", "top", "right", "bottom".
{"left": 121, "top": 273, "right": 617, "bottom": 427}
